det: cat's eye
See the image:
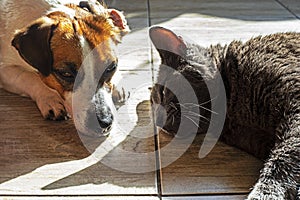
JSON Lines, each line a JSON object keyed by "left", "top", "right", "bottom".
{"left": 158, "top": 88, "right": 165, "bottom": 102}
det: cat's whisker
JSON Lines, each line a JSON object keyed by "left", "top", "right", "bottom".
{"left": 182, "top": 113, "right": 210, "bottom": 126}
{"left": 177, "top": 102, "right": 218, "bottom": 115}
{"left": 177, "top": 103, "right": 196, "bottom": 111}
{"left": 187, "top": 111, "right": 210, "bottom": 122}
{"left": 179, "top": 96, "right": 217, "bottom": 106}
{"left": 199, "top": 96, "right": 218, "bottom": 106}
{"left": 169, "top": 102, "right": 178, "bottom": 110}
{"left": 178, "top": 103, "right": 209, "bottom": 119}
{"left": 181, "top": 110, "right": 211, "bottom": 123}
{"left": 194, "top": 105, "right": 218, "bottom": 115}
{"left": 178, "top": 103, "right": 213, "bottom": 120}
{"left": 183, "top": 115, "right": 200, "bottom": 128}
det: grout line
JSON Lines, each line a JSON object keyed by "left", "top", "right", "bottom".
{"left": 0, "top": 194, "right": 160, "bottom": 197}
{"left": 161, "top": 193, "right": 249, "bottom": 198}
{"left": 146, "top": 1, "right": 163, "bottom": 199}
{"left": 150, "top": 58, "right": 163, "bottom": 199}
{"left": 147, "top": 0, "right": 152, "bottom": 27}
{"left": 147, "top": 0, "right": 154, "bottom": 66}
{"left": 153, "top": 123, "right": 163, "bottom": 200}
{"left": 274, "top": 0, "right": 300, "bottom": 20}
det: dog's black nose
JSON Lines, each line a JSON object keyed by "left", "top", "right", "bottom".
{"left": 92, "top": 87, "right": 114, "bottom": 135}
{"left": 98, "top": 115, "right": 113, "bottom": 129}
{"left": 96, "top": 105, "right": 113, "bottom": 133}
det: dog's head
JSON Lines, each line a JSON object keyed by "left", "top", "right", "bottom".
{"left": 11, "top": 0, "right": 130, "bottom": 136}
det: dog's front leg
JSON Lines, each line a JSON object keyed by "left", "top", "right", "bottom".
{"left": 0, "top": 65, "right": 68, "bottom": 120}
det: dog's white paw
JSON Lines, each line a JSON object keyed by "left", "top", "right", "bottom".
{"left": 35, "top": 88, "right": 69, "bottom": 120}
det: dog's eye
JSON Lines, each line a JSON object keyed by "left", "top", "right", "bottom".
{"left": 61, "top": 72, "right": 73, "bottom": 78}
{"left": 106, "top": 61, "right": 117, "bottom": 73}
{"left": 54, "top": 62, "right": 78, "bottom": 82}
{"left": 55, "top": 69, "right": 76, "bottom": 82}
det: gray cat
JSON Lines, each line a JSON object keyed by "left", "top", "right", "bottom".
{"left": 149, "top": 26, "right": 300, "bottom": 200}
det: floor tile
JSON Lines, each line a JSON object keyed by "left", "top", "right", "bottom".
{"left": 163, "top": 195, "right": 246, "bottom": 200}
{"left": 277, "top": 0, "right": 300, "bottom": 19}
{"left": 149, "top": 0, "right": 300, "bottom": 47}
{"left": 0, "top": 89, "right": 157, "bottom": 195}
{"left": 158, "top": 133, "right": 263, "bottom": 195}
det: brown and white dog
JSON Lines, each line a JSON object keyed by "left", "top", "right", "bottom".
{"left": 0, "top": 0, "right": 130, "bottom": 136}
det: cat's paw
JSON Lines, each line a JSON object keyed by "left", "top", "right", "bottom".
{"left": 247, "top": 181, "right": 285, "bottom": 200}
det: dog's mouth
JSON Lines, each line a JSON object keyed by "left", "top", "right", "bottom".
{"left": 81, "top": 119, "right": 112, "bottom": 137}
{"left": 72, "top": 84, "right": 115, "bottom": 137}
{"left": 76, "top": 124, "right": 111, "bottom": 137}
{"left": 75, "top": 107, "right": 114, "bottom": 137}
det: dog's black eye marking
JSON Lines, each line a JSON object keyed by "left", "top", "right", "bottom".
{"left": 54, "top": 62, "right": 77, "bottom": 82}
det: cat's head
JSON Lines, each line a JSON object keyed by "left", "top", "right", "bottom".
{"left": 150, "top": 26, "right": 216, "bottom": 136}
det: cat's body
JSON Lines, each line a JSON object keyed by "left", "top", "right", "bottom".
{"left": 150, "top": 27, "right": 300, "bottom": 200}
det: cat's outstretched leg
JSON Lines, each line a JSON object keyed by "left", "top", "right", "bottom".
{"left": 247, "top": 116, "right": 300, "bottom": 200}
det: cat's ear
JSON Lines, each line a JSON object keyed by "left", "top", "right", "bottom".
{"left": 149, "top": 26, "right": 186, "bottom": 57}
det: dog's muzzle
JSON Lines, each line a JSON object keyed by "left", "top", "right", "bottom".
{"left": 90, "top": 87, "right": 114, "bottom": 135}
{"left": 73, "top": 82, "right": 115, "bottom": 137}
{"left": 94, "top": 98, "right": 113, "bottom": 134}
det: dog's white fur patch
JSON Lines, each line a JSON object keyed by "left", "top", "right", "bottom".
{"left": 72, "top": 35, "right": 99, "bottom": 134}
{"left": 48, "top": 3, "right": 76, "bottom": 18}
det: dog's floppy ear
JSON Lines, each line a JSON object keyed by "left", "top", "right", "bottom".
{"left": 78, "top": 1, "right": 129, "bottom": 35}
{"left": 149, "top": 26, "right": 186, "bottom": 57}
{"left": 12, "top": 17, "right": 57, "bottom": 76}
{"left": 108, "top": 9, "right": 130, "bottom": 35}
